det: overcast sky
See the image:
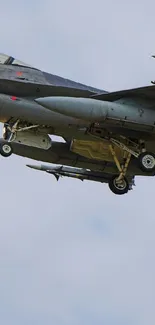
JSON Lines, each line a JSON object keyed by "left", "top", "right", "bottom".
{"left": 0, "top": 1, "right": 155, "bottom": 324}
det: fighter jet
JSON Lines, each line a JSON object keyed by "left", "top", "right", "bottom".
{"left": 0, "top": 53, "right": 155, "bottom": 195}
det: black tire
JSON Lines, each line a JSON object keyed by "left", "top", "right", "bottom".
{"left": 108, "top": 175, "right": 129, "bottom": 195}
{"left": 0, "top": 143, "right": 13, "bottom": 157}
{"left": 138, "top": 152, "right": 155, "bottom": 173}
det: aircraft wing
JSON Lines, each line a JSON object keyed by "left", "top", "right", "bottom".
{"left": 0, "top": 53, "right": 106, "bottom": 95}
{"left": 92, "top": 84, "right": 155, "bottom": 101}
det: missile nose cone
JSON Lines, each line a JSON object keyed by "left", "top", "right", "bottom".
{"left": 26, "top": 164, "right": 42, "bottom": 170}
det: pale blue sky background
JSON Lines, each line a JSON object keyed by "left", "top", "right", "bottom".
{"left": 0, "top": 1, "right": 155, "bottom": 324}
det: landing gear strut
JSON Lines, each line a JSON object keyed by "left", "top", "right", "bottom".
{"left": 108, "top": 143, "right": 131, "bottom": 195}
{"left": 0, "top": 120, "right": 41, "bottom": 158}
{"left": 107, "top": 137, "right": 155, "bottom": 194}
{"left": 110, "top": 137, "right": 155, "bottom": 173}
{"left": 88, "top": 126, "right": 155, "bottom": 194}
{"left": 3, "top": 120, "right": 39, "bottom": 142}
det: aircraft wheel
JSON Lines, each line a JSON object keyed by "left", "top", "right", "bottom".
{"left": 108, "top": 175, "right": 129, "bottom": 195}
{"left": 138, "top": 152, "right": 155, "bottom": 172}
{"left": 0, "top": 143, "right": 13, "bottom": 157}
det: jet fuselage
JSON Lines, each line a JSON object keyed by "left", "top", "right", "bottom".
{"left": 0, "top": 60, "right": 155, "bottom": 145}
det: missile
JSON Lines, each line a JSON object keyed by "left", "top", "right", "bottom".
{"left": 35, "top": 96, "right": 155, "bottom": 125}
{"left": 26, "top": 164, "right": 110, "bottom": 183}
{"left": 27, "top": 164, "right": 135, "bottom": 189}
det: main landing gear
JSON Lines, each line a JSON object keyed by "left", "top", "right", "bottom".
{"left": 109, "top": 174, "right": 129, "bottom": 195}
{"left": 107, "top": 138, "right": 155, "bottom": 195}
{"left": 138, "top": 152, "right": 155, "bottom": 172}
{"left": 0, "top": 143, "right": 13, "bottom": 157}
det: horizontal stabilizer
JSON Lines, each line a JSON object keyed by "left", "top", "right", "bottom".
{"left": 91, "top": 85, "right": 155, "bottom": 101}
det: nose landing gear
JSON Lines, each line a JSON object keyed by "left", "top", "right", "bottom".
{"left": 0, "top": 119, "right": 41, "bottom": 158}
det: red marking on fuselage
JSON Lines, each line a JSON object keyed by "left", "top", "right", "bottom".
{"left": 16, "top": 71, "right": 23, "bottom": 76}
{"left": 10, "top": 96, "right": 17, "bottom": 101}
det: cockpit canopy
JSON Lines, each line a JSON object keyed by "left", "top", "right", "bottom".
{"left": 0, "top": 53, "right": 35, "bottom": 68}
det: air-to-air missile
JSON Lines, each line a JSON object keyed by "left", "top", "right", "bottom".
{"left": 26, "top": 164, "right": 111, "bottom": 183}
{"left": 35, "top": 96, "right": 155, "bottom": 126}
